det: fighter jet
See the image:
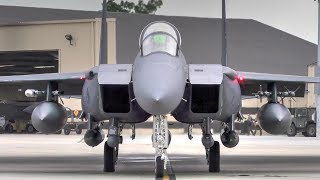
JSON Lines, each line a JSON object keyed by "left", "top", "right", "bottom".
{"left": 0, "top": 0, "right": 319, "bottom": 177}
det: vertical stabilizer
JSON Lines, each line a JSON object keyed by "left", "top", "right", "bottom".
{"left": 99, "top": 0, "right": 108, "bottom": 64}
{"left": 221, "top": 0, "right": 227, "bottom": 66}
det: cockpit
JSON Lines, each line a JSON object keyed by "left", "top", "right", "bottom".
{"left": 139, "top": 22, "right": 181, "bottom": 57}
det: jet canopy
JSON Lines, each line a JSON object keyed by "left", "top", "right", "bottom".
{"left": 139, "top": 22, "right": 181, "bottom": 57}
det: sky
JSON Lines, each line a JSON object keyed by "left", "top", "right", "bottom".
{"left": 0, "top": 0, "right": 317, "bottom": 43}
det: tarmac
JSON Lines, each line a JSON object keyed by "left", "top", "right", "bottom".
{"left": 1, "top": 131, "right": 320, "bottom": 179}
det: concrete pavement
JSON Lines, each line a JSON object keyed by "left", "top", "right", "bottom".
{"left": 0, "top": 133, "right": 320, "bottom": 179}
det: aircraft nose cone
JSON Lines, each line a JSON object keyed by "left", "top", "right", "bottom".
{"left": 136, "top": 90, "right": 173, "bottom": 115}
{"left": 133, "top": 55, "right": 186, "bottom": 115}
{"left": 152, "top": 94, "right": 161, "bottom": 103}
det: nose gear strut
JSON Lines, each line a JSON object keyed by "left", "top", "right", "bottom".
{"left": 153, "top": 115, "right": 169, "bottom": 178}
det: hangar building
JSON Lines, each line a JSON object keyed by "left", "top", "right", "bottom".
{"left": 0, "top": 6, "right": 316, "bottom": 111}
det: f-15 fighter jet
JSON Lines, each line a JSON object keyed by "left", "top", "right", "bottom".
{"left": 0, "top": 0, "right": 319, "bottom": 177}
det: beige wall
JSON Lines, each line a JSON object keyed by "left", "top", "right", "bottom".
{"left": 0, "top": 19, "right": 116, "bottom": 110}
{"left": 0, "top": 18, "right": 116, "bottom": 73}
{"left": 94, "top": 18, "right": 117, "bottom": 65}
{"left": 242, "top": 97, "right": 309, "bottom": 109}
{"left": 307, "top": 64, "right": 316, "bottom": 108}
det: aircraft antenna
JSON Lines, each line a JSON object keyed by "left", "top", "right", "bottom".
{"left": 99, "top": 0, "right": 108, "bottom": 64}
{"left": 221, "top": 0, "right": 228, "bottom": 66}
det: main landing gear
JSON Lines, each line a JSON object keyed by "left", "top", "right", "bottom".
{"left": 208, "top": 141, "right": 220, "bottom": 172}
{"left": 101, "top": 114, "right": 239, "bottom": 175}
{"left": 102, "top": 119, "right": 136, "bottom": 173}
{"left": 201, "top": 118, "right": 220, "bottom": 172}
{"left": 104, "top": 142, "right": 117, "bottom": 172}
{"left": 104, "top": 118, "right": 122, "bottom": 172}
{"left": 83, "top": 114, "right": 117, "bottom": 172}
{"left": 103, "top": 115, "right": 170, "bottom": 177}
{"left": 201, "top": 115, "right": 239, "bottom": 173}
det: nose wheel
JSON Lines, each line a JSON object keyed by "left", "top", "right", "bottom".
{"left": 155, "top": 156, "right": 165, "bottom": 178}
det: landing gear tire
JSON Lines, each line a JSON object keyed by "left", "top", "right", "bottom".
{"left": 286, "top": 123, "right": 297, "bottom": 137}
{"left": 0, "top": 126, "right": 3, "bottom": 134}
{"left": 306, "top": 123, "right": 316, "bottom": 137}
{"left": 302, "top": 132, "right": 308, "bottom": 137}
{"left": 155, "top": 156, "right": 164, "bottom": 178}
{"left": 104, "top": 141, "right": 115, "bottom": 172}
{"left": 55, "top": 130, "right": 62, "bottom": 134}
{"left": 209, "top": 141, "right": 220, "bottom": 173}
{"left": 75, "top": 128, "right": 82, "bottom": 135}
{"left": 5, "top": 124, "right": 14, "bottom": 133}
{"left": 26, "top": 124, "right": 35, "bottom": 134}
{"left": 64, "top": 126, "right": 71, "bottom": 135}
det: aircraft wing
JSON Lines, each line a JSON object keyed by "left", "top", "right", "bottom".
{"left": 241, "top": 95, "right": 258, "bottom": 100}
{"left": 238, "top": 71, "right": 320, "bottom": 97}
{"left": 238, "top": 71, "right": 320, "bottom": 83}
{"left": 0, "top": 72, "right": 85, "bottom": 101}
{"left": 0, "top": 72, "right": 85, "bottom": 83}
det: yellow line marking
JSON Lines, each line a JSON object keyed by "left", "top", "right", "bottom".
{"left": 163, "top": 175, "right": 170, "bottom": 180}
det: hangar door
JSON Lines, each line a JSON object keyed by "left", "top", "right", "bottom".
{"left": 0, "top": 51, "right": 58, "bottom": 76}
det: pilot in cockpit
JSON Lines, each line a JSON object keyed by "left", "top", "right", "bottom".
{"left": 139, "top": 22, "right": 181, "bottom": 57}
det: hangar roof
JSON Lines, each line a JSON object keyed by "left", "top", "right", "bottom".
{"left": 0, "top": 6, "right": 99, "bottom": 23}
{"left": 111, "top": 13, "right": 316, "bottom": 76}
{"left": 0, "top": 6, "right": 316, "bottom": 76}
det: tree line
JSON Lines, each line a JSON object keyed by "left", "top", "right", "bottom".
{"left": 107, "top": 0, "right": 163, "bottom": 14}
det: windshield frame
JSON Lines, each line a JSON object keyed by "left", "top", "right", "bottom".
{"left": 141, "top": 31, "right": 179, "bottom": 57}
{"left": 139, "top": 21, "right": 182, "bottom": 49}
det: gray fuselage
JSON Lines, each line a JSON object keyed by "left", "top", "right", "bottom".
{"left": 81, "top": 22, "right": 242, "bottom": 124}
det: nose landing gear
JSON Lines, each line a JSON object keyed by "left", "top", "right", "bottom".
{"left": 153, "top": 115, "right": 169, "bottom": 178}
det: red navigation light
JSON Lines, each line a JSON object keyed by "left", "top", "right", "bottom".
{"left": 80, "top": 76, "right": 86, "bottom": 80}
{"left": 236, "top": 75, "right": 245, "bottom": 83}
